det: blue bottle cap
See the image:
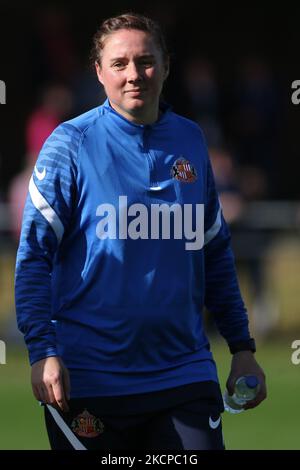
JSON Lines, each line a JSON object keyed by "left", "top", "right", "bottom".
{"left": 245, "top": 376, "right": 259, "bottom": 388}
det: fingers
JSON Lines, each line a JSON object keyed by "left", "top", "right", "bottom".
{"left": 45, "top": 384, "right": 57, "bottom": 407}
{"left": 32, "top": 384, "right": 41, "bottom": 402}
{"left": 32, "top": 381, "right": 48, "bottom": 403}
{"left": 52, "top": 380, "right": 69, "bottom": 412}
{"left": 32, "top": 381, "right": 62, "bottom": 410}
{"left": 31, "top": 357, "right": 70, "bottom": 412}
{"left": 243, "top": 382, "right": 267, "bottom": 410}
{"left": 62, "top": 366, "right": 71, "bottom": 401}
{"left": 226, "top": 376, "right": 237, "bottom": 396}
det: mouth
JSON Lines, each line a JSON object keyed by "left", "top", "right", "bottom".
{"left": 125, "top": 89, "right": 146, "bottom": 94}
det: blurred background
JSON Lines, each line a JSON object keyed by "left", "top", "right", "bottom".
{"left": 0, "top": 0, "right": 300, "bottom": 450}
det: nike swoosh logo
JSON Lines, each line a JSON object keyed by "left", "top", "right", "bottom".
{"left": 34, "top": 166, "right": 46, "bottom": 181}
{"left": 209, "top": 415, "right": 221, "bottom": 429}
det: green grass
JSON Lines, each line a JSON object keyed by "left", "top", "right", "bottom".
{"left": 0, "top": 345, "right": 49, "bottom": 449}
{"left": 0, "top": 338, "right": 299, "bottom": 450}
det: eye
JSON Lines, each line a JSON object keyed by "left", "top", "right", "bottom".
{"left": 140, "top": 59, "right": 155, "bottom": 68}
{"left": 112, "top": 62, "right": 126, "bottom": 69}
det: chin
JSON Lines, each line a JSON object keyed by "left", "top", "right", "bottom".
{"left": 127, "top": 96, "right": 146, "bottom": 106}
{"left": 126, "top": 101, "right": 147, "bottom": 114}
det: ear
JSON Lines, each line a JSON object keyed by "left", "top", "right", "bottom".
{"left": 95, "top": 61, "right": 104, "bottom": 85}
{"left": 164, "top": 58, "right": 170, "bottom": 81}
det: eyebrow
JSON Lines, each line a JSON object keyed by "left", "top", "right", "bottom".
{"left": 110, "top": 54, "right": 155, "bottom": 63}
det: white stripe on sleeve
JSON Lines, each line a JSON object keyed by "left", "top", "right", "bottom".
{"left": 29, "top": 175, "right": 64, "bottom": 244}
{"left": 204, "top": 206, "right": 222, "bottom": 245}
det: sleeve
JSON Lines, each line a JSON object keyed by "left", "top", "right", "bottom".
{"left": 202, "top": 140, "right": 252, "bottom": 348}
{"left": 15, "top": 123, "right": 81, "bottom": 365}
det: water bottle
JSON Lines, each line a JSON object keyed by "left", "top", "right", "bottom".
{"left": 223, "top": 375, "right": 260, "bottom": 414}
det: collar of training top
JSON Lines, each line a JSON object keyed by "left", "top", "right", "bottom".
{"left": 102, "top": 98, "right": 172, "bottom": 131}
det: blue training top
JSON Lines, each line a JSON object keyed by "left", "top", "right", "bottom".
{"left": 15, "top": 99, "right": 251, "bottom": 398}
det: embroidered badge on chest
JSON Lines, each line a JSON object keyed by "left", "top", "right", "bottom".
{"left": 171, "top": 158, "right": 197, "bottom": 183}
{"left": 71, "top": 409, "right": 105, "bottom": 438}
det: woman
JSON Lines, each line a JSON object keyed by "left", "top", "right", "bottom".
{"left": 15, "top": 12, "right": 266, "bottom": 450}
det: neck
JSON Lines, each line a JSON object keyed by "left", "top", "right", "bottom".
{"left": 109, "top": 100, "right": 160, "bottom": 125}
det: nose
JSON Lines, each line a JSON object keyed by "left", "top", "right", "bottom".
{"left": 127, "top": 62, "right": 142, "bottom": 83}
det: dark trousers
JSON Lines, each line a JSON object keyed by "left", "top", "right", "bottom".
{"left": 44, "top": 397, "right": 225, "bottom": 450}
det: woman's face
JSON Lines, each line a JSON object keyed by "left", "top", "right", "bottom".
{"left": 95, "top": 29, "right": 168, "bottom": 125}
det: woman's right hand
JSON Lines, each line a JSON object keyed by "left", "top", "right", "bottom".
{"left": 31, "top": 356, "right": 70, "bottom": 412}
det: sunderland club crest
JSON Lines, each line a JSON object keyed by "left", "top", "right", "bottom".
{"left": 171, "top": 158, "right": 197, "bottom": 183}
{"left": 71, "top": 409, "right": 104, "bottom": 438}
